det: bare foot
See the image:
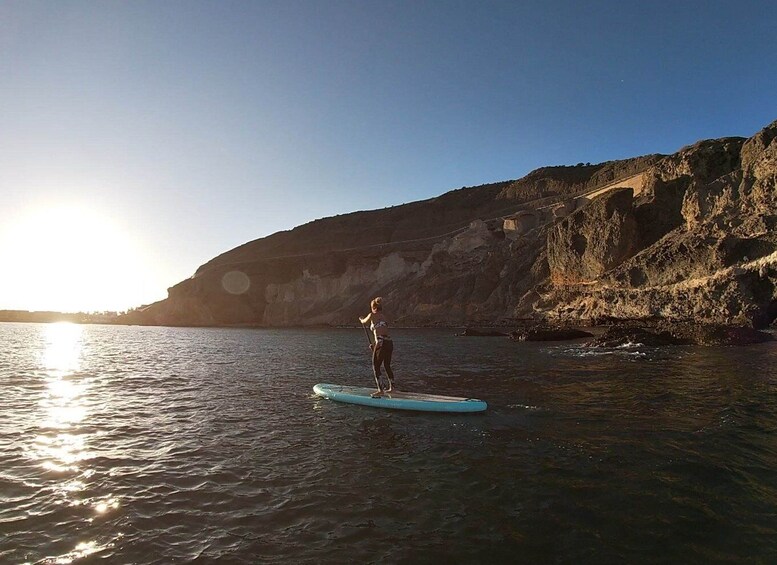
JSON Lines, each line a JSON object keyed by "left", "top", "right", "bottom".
{"left": 370, "top": 390, "right": 384, "bottom": 398}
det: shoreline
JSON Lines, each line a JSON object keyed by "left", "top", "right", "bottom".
{"left": 2, "top": 314, "right": 773, "bottom": 346}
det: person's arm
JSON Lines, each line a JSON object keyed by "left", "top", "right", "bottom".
{"left": 359, "top": 313, "right": 371, "bottom": 324}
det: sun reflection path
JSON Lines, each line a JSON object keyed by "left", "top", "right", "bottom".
{"left": 24, "top": 323, "right": 121, "bottom": 561}
{"left": 30, "top": 324, "right": 90, "bottom": 473}
{"left": 42, "top": 322, "right": 83, "bottom": 377}
{"left": 49, "top": 539, "right": 109, "bottom": 564}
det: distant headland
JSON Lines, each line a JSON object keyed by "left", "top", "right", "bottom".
{"left": 0, "top": 310, "right": 123, "bottom": 324}
{"left": 115, "top": 118, "right": 776, "bottom": 333}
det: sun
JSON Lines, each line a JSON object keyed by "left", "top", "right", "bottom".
{"left": 0, "top": 205, "right": 166, "bottom": 313}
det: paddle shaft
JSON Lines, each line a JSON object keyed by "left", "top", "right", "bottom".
{"left": 361, "top": 322, "right": 373, "bottom": 347}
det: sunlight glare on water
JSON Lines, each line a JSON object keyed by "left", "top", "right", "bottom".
{"left": 42, "top": 322, "right": 82, "bottom": 377}
{"left": 17, "top": 323, "right": 113, "bottom": 562}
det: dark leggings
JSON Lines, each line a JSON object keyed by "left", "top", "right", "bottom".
{"left": 372, "top": 338, "right": 394, "bottom": 390}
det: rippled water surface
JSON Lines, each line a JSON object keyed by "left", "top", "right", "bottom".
{"left": 1, "top": 323, "right": 776, "bottom": 564}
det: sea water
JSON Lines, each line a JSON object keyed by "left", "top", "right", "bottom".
{"left": 1, "top": 322, "right": 776, "bottom": 563}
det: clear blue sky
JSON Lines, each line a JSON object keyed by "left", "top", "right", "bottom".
{"left": 1, "top": 0, "right": 775, "bottom": 311}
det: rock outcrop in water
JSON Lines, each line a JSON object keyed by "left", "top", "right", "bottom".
{"left": 123, "top": 119, "right": 777, "bottom": 329}
{"left": 585, "top": 321, "right": 773, "bottom": 347}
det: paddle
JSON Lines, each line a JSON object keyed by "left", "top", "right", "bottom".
{"left": 361, "top": 322, "right": 373, "bottom": 349}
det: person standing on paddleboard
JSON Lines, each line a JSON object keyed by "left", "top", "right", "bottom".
{"left": 359, "top": 297, "right": 395, "bottom": 397}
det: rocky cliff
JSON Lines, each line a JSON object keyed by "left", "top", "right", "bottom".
{"left": 124, "top": 119, "right": 777, "bottom": 329}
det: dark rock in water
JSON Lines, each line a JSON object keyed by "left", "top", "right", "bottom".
{"left": 685, "top": 324, "right": 773, "bottom": 346}
{"left": 587, "top": 326, "right": 687, "bottom": 347}
{"left": 587, "top": 321, "right": 773, "bottom": 347}
{"left": 510, "top": 328, "right": 594, "bottom": 342}
{"left": 456, "top": 328, "right": 508, "bottom": 337}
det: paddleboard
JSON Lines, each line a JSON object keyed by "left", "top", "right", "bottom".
{"left": 313, "top": 383, "right": 487, "bottom": 413}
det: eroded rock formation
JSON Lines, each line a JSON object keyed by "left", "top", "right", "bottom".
{"left": 123, "top": 119, "right": 777, "bottom": 329}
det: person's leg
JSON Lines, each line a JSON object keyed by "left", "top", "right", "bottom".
{"left": 383, "top": 340, "right": 394, "bottom": 391}
{"left": 371, "top": 343, "right": 384, "bottom": 396}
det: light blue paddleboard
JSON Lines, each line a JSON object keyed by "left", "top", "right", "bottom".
{"left": 313, "top": 383, "right": 487, "bottom": 413}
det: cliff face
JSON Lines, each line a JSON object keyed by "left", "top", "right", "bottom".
{"left": 126, "top": 120, "right": 777, "bottom": 329}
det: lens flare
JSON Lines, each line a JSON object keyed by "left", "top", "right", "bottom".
{"left": 221, "top": 270, "right": 251, "bottom": 294}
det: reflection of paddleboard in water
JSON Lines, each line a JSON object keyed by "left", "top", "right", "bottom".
{"left": 313, "top": 383, "right": 487, "bottom": 413}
